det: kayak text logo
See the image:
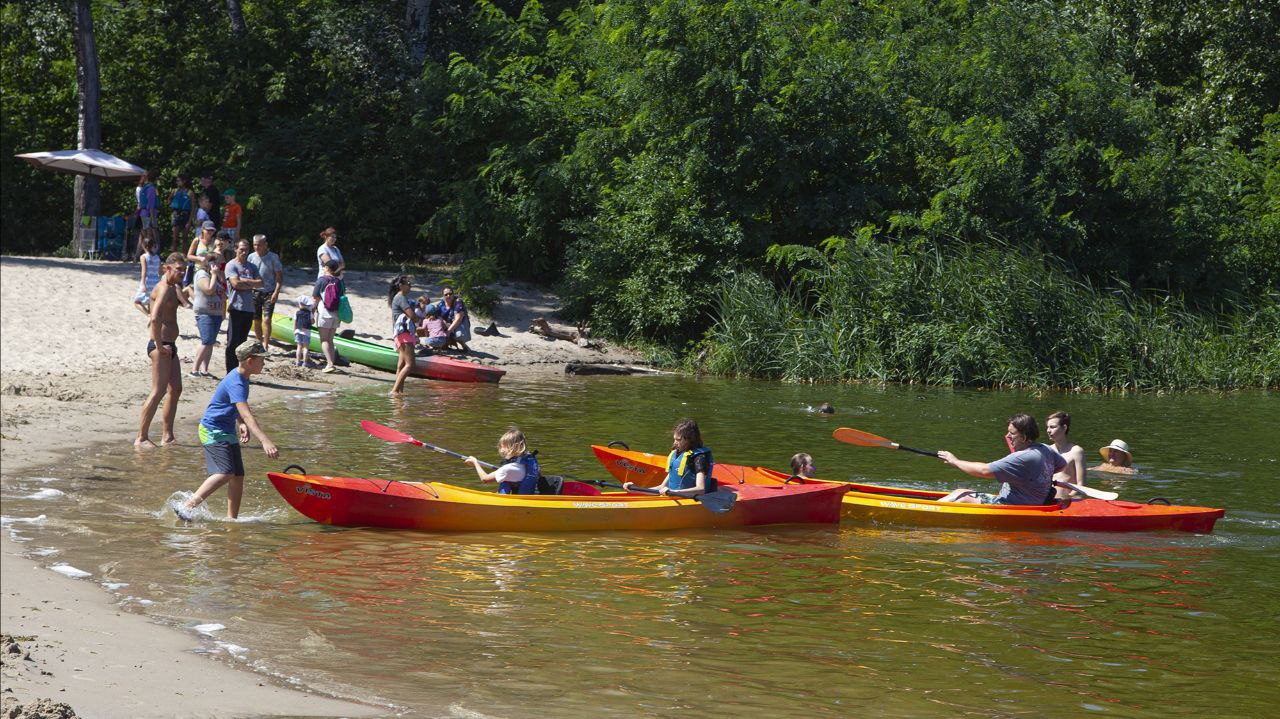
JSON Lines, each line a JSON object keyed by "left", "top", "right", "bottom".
{"left": 614, "top": 459, "right": 651, "bottom": 475}
{"left": 296, "top": 485, "right": 332, "bottom": 500}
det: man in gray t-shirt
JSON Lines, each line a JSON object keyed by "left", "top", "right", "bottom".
{"left": 936, "top": 413, "right": 1067, "bottom": 505}
{"left": 223, "top": 238, "right": 262, "bottom": 372}
{"left": 248, "top": 234, "right": 284, "bottom": 349}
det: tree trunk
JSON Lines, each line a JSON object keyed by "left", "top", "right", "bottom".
{"left": 72, "top": 0, "right": 101, "bottom": 248}
{"left": 406, "top": 0, "right": 433, "bottom": 65}
{"left": 225, "top": 0, "right": 246, "bottom": 37}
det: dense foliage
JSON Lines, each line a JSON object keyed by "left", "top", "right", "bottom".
{"left": 3, "top": 0, "right": 1277, "bottom": 387}
{"left": 702, "top": 235, "right": 1279, "bottom": 389}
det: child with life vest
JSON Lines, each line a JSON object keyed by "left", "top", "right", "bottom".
{"left": 463, "top": 427, "right": 541, "bottom": 495}
{"left": 624, "top": 419, "right": 716, "bottom": 497}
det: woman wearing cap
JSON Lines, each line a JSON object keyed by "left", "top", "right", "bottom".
{"left": 316, "top": 227, "right": 344, "bottom": 278}
{"left": 1090, "top": 439, "right": 1137, "bottom": 475}
{"left": 190, "top": 253, "right": 227, "bottom": 377}
{"left": 184, "top": 219, "right": 217, "bottom": 286}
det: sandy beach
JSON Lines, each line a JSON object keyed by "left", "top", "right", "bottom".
{"left": 0, "top": 255, "right": 642, "bottom": 717}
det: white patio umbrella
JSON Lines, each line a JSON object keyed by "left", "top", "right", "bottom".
{"left": 14, "top": 148, "right": 145, "bottom": 180}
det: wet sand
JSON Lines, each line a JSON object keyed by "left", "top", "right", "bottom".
{"left": 0, "top": 255, "right": 639, "bottom": 717}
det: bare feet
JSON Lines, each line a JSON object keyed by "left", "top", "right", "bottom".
{"left": 160, "top": 436, "right": 178, "bottom": 446}
{"left": 134, "top": 438, "right": 157, "bottom": 449}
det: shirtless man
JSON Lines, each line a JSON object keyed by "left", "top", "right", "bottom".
{"left": 1045, "top": 411, "right": 1086, "bottom": 499}
{"left": 1091, "top": 439, "right": 1137, "bottom": 475}
{"left": 135, "top": 253, "right": 187, "bottom": 448}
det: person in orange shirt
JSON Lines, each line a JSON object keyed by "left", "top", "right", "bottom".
{"left": 221, "top": 188, "right": 243, "bottom": 243}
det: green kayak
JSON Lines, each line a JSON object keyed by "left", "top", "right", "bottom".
{"left": 270, "top": 314, "right": 504, "bottom": 383}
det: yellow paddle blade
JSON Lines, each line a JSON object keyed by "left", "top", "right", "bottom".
{"left": 832, "top": 427, "right": 897, "bottom": 449}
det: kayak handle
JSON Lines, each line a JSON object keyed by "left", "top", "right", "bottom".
{"left": 607, "top": 440, "right": 631, "bottom": 450}
{"left": 1147, "top": 497, "right": 1171, "bottom": 505}
{"left": 282, "top": 464, "right": 307, "bottom": 475}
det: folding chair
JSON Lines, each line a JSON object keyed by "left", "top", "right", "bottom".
{"left": 77, "top": 215, "right": 98, "bottom": 259}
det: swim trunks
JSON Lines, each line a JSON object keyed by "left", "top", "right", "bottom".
{"left": 146, "top": 340, "right": 178, "bottom": 358}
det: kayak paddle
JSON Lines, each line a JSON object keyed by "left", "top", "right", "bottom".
{"left": 591, "top": 480, "right": 738, "bottom": 513}
{"left": 833, "top": 427, "right": 1118, "bottom": 501}
{"left": 361, "top": 420, "right": 600, "bottom": 496}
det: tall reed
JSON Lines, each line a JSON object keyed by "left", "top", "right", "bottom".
{"left": 699, "top": 236, "right": 1280, "bottom": 390}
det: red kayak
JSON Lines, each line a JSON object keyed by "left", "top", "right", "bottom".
{"left": 268, "top": 472, "right": 850, "bottom": 531}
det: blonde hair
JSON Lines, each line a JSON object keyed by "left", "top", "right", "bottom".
{"left": 497, "top": 427, "right": 527, "bottom": 460}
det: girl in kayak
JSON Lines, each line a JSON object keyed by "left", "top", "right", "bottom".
{"left": 624, "top": 419, "right": 716, "bottom": 498}
{"left": 1090, "top": 439, "right": 1137, "bottom": 475}
{"left": 790, "top": 452, "right": 817, "bottom": 479}
{"left": 936, "top": 413, "right": 1066, "bottom": 504}
{"left": 463, "top": 428, "right": 540, "bottom": 494}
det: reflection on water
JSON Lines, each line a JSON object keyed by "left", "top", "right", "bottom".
{"left": 2, "top": 377, "right": 1278, "bottom": 717}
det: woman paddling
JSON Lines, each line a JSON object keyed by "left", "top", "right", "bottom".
{"left": 624, "top": 419, "right": 715, "bottom": 498}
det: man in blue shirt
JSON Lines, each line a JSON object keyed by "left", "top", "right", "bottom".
{"left": 176, "top": 340, "right": 279, "bottom": 520}
{"left": 936, "top": 413, "right": 1066, "bottom": 505}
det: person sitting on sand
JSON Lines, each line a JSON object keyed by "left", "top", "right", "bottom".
{"left": 463, "top": 427, "right": 541, "bottom": 495}
{"left": 936, "top": 413, "right": 1066, "bottom": 505}
{"left": 418, "top": 300, "right": 448, "bottom": 351}
{"left": 436, "top": 288, "right": 471, "bottom": 353}
{"left": 135, "top": 253, "right": 187, "bottom": 449}
{"left": 1090, "top": 439, "right": 1137, "bottom": 475}
{"left": 790, "top": 452, "right": 817, "bottom": 479}
{"left": 624, "top": 419, "right": 716, "bottom": 498}
{"left": 1045, "top": 410, "right": 1087, "bottom": 499}
{"left": 176, "top": 340, "right": 278, "bottom": 520}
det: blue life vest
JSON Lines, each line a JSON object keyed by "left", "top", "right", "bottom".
{"left": 497, "top": 453, "right": 541, "bottom": 495}
{"left": 666, "top": 447, "right": 715, "bottom": 492}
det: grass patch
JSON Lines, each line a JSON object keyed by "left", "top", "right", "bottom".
{"left": 699, "top": 235, "right": 1280, "bottom": 391}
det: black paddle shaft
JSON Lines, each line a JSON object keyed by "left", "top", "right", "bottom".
{"left": 898, "top": 444, "right": 939, "bottom": 458}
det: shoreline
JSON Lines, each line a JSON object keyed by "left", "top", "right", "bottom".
{"left": 0, "top": 255, "right": 642, "bottom": 717}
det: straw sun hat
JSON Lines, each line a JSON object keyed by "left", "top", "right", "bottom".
{"left": 1099, "top": 439, "right": 1132, "bottom": 461}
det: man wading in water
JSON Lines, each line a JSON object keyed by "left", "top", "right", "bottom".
{"left": 135, "top": 253, "right": 188, "bottom": 449}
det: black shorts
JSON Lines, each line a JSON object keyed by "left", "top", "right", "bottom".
{"left": 146, "top": 340, "right": 178, "bottom": 358}
{"left": 203, "top": 442, "right": 245, "bottom": 476}
{"left": 253, "top": 291, "right": 276, "bottom": 322}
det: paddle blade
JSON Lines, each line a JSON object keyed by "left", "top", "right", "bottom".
{"left": 695, "top": 490, "right": 738, "bottom": 513}
{"left": 1057, "top": 481, "right": 1118, "bottom": 501}
{"left": 833, "top": 427, "right": 897, "bottom": 449}
{"left": 361, "top": 420, "right": 422, "bottom": 446}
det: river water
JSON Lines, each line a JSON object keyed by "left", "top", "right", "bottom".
{"left": 3, "top": 375, "right": 1277, "bottom": 717}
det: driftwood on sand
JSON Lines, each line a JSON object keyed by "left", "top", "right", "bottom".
{"left": 528, "top": 317, "right": 601, "bottom": 349}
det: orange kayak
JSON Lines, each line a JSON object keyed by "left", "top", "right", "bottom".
{"left": 267, "top": 472, "right": 849, "bottom": 532}
{"left": 590, "top": 445, "right": 1225, "bottom": 533}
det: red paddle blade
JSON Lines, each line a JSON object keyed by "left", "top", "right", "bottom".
{"left": 832, "top": 427, "right": 897, "bottom": 449}
{"left": 360, "top": 420, "right": 422, "bottom": 446}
